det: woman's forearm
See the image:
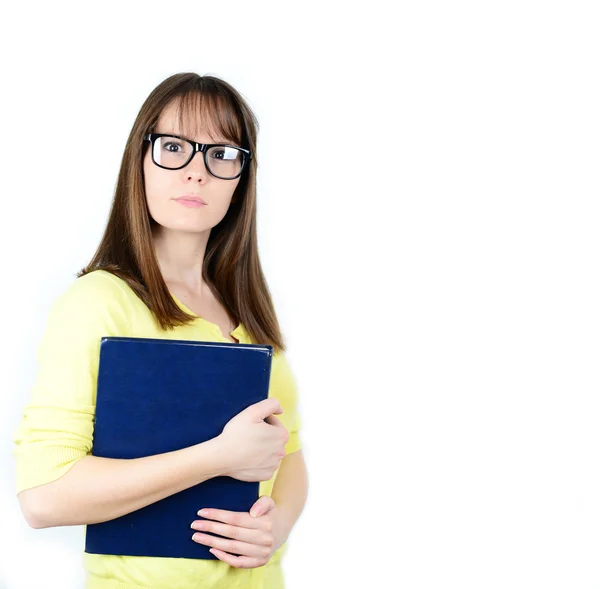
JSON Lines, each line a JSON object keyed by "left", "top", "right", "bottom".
{"left": 19, "top": 436, "right": 229, "bottom": 529}
{"left": 271, "top": 449, "right": 309, "bottom": 541}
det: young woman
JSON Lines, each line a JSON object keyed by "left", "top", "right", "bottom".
{"left": 13, "top": 72, "right": 308, "bottom": 589}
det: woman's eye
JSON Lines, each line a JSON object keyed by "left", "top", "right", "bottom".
{"left": 163, "top": 142, "right": 183, "bottom": 152}
{"left": 211, "top": 149, "right": 225, "bottom": 159}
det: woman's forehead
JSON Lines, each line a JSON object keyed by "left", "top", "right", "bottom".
{"left": 157, "top": 98, "right": 236, "bottom": 143}
{"left": 157, "top": 114, "right": 223, "bottom": 142}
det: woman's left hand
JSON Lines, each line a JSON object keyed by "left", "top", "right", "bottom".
{"left": 191, "top": 495, "right": 287, "bottom": 569}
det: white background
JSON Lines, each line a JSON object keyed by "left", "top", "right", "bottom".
{"left": 1, "top": 1, "right": 599, "bottom": 588}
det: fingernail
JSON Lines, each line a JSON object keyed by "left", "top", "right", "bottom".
{"left": 198, "top": 509, "right": 208, "bottom": 517}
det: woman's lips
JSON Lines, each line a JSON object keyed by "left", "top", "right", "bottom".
{"left": 175, "top": 198, "right": 207, "bottom": 208}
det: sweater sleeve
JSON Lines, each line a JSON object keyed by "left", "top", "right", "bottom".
{"left": 286, "top": 409, "right": 303, "bottom": 456}
{"left": 272, "top": 352, "right": 303, "bottom": 456}
{"left": 12, "top": 272, "right": 132, "bottom": 495}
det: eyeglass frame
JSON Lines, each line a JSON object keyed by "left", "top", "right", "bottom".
{"left": 143, "top": 132, "right": 253, "bottom": 180}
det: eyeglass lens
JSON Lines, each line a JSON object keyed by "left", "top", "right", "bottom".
{"left": 152, "top": 136, "right": 244, "bottom": 178}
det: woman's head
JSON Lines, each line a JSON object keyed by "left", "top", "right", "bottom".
{"left": 142, "top": 86, "right": 253, "bottom": 241}
{"left": 78, "top": 72, "right": 287, "bottom": 352}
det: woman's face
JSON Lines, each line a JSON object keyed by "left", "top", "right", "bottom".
{"left": 143, "top": 101, "right": 241, "bottom": 235}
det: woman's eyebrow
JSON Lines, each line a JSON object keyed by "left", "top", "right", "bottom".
{"left": 173, "top": 132, "right": 237, "bottom": 146}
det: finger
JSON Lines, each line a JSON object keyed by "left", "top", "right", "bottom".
{"left": 191, "top": 519, "right": 270, "bottom": 545}
{"left": 263, "top": 414, "right": 284, "bottom": 427}
{"left": 209, "top": 547, "right": 263, "bottom": 569}
{"left": 192, "top": 531, "right": 270, "bottom": 561}
{"left": 197, "top": 508, "right": 259, "bottom": 529}
{"left": 250, "top": 496, "right": 275, "bottom": 518}
{"left": 254, "top": 398, "right": 283, "bottom": 421}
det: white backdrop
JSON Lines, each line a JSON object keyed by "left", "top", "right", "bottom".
{"left": 1, "top": 1, "right": 600, "bottom": 588}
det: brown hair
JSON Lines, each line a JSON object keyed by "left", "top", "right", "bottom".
{"left": 77, "top": 72, "right": 287, "bottom": 353}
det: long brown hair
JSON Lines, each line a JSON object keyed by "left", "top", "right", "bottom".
{"left": 77, "top": 72, "right": 287, "bottom": 353}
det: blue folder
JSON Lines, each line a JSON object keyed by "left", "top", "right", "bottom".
{"left": 84, "top": 336, "right": 273, "bottom": 560}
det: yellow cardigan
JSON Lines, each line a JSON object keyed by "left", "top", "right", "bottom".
{"left": 12, "top": 269, "right": 302, "bottom": 589}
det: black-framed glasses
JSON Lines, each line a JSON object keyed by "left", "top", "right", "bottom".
{"left": 143, "top": 133, "right": 252, "bottom": 180}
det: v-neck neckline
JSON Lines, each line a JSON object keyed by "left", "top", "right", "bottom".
{"left": 170, "top": 292, "right": 243, "bottom": 343}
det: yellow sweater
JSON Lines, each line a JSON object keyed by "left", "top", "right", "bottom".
{"left": 12, "top": 269, "right": 302, "bottom": 589}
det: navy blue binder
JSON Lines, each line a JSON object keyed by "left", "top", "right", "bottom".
{"left": 84, "top": 336, "right": 273, "bottom": 560}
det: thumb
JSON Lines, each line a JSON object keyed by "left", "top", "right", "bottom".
{"left": 250, "top": 495, "right": 275, "bottom": 518}
{"left": 255, "top": 397, "right": 283, "bottom": 421}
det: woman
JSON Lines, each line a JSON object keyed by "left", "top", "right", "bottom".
{"left": 13, "top": 72, "right": 309, "bottom": 589}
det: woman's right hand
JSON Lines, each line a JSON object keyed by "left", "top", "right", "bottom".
{"left": 217, "top": 398, "right": 290, "bottom": 482}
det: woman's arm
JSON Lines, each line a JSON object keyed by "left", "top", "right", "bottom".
{"left": 18, "top": 436, "right": 230, "bottom": 529}
{"left": 271, "top": 449, "right": 309, "bottom": 541}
